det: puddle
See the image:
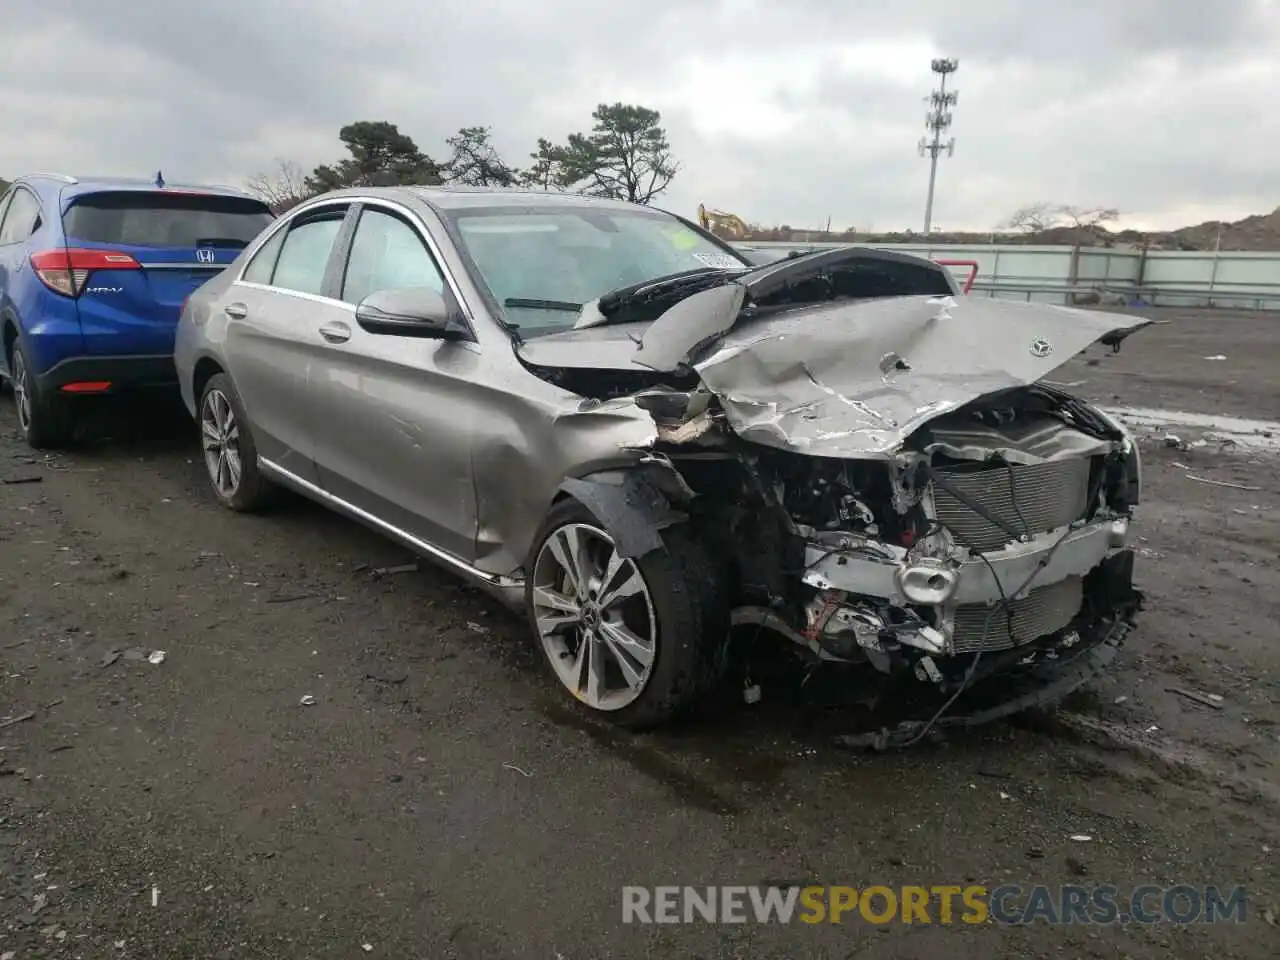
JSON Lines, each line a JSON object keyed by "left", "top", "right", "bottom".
{"left": 1102, "top": 406, "right": 1280, "bottom": 453}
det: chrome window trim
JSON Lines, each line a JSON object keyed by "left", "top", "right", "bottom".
{"left": 234, "top": 194, "right": 477, "bottom": 322}
{"left": 233, "top": 279, "right": 355, "bottom": 312}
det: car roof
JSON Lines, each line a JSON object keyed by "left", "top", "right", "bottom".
{"left": 300, "top": 184, "right": 650, "bottom": 216}
{"left": 412, "top": 186, "right": 643, "bottom": 214}
{"left": 13, "top": 173, "right": 262, "bottom": 203}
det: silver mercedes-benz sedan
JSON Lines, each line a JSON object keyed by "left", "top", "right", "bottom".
{"left": 176, "top": 186, "right": 1150, "bottom": 739}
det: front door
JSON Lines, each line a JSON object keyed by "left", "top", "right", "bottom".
{"left": 307, "top": 203, "right": 479, "bottom": 563}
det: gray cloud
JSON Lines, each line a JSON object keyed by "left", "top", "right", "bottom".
{"left": 2, "top": 0, "right": 1276, "bottom": 231}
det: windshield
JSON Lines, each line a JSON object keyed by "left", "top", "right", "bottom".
{"left": 449, "top": 206, "right": 749, "bottom": 337}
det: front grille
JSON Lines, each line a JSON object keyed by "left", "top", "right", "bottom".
{"left": 951, "top": 575, "right": 1084, "bottom": 653}
{"left": 931, "top": 458, "right": 1092, "bottom": 553}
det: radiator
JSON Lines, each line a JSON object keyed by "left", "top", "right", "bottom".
{"left": 951, "top": 575, "right": 1084, "bottom": 653}
{"left": 931, "top": 457, "right": 1093, "bottom": 553}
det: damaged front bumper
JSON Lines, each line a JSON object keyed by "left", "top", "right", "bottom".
{"left": 835, "top": 550, "right": 1144, "bottom": 750}
{"left": 803, "top": 519, "right": 1136, "bottom": 660}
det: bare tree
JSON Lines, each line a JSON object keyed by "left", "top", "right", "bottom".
{"left": 1056, "top": 204, "right": 1119, "bottom": 232}
{"left": 245, "top": 159, "right": 311, "bottom": 213}
{"left": 1003, "top": 202, "right": 1059, "bottom": 233}
{"left": 1004, "top": 202, "right": 1119, "bottom": 236}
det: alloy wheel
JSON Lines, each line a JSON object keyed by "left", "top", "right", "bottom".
{"left": 201, "top": 388, "right": 242, "bottom": 499}
{"left": 531, "top": 522, "right": 657, "bottom": 711}
{"left": 12, "top": 351, "right": 31, "bottom": 435}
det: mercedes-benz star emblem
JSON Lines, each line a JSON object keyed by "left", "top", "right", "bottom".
{"left": 1029, "top": 337, "right": 1053, "bottom": 358}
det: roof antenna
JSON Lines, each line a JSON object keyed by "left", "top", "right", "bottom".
{"left": 155, "top": 170, "right": 165, "bottom": 189}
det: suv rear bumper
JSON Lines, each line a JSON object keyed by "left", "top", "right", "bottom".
{"left": 35, "top": 354, "right": 177, "bottom": 393}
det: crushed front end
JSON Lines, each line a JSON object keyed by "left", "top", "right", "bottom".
{"left": 516, "top": 251, "right": 1153, "bottom": 739}
{"left": 652, "top": 381, "right": 1145, "bottom": 739}
{"left": 776, "top": 385, "right": 1143, "bottom": 696}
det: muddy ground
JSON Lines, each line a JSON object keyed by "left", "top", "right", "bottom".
{"left": 1, "top": 307, "right": 1277, "bottom": 959}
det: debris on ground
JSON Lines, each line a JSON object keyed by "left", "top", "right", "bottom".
{"left": 1202, "top": 354, "right": 1228, "bottom": 361}
{"left": 1070, "top": 835, "right": 1093, "bottom": 842}
{"left": 466, "top": 621, "right": 491, "bottom": 636}
{"left": 0, "top": 710, "right": 36, "bottom": 730}
{"left": 502, "top": 763, "right": 533, "bottom": 778}
{"left": 299, "top": 695, "right": 317, "bottom": 706}
{"left": 1168, "top": 687, "right": 1225, "bottom": 710}
{"left": 1163, "top": 435, "right": 1185, "bottom": 449}
{"left": 266, "top": 593, "right": 317, "bottom": 604}
{"left": 1185, "top": 473, "right": 1263, "bottom": 491}
{"left": 365, "top": 668, "right": 408, "bottom": 685}
{"left": 371, "top": 563, "right": 418, "bottom": 578}
{"left": 2, "top": 475, "right": 43, "bottom": 485}
{"left": 147, "top": 650, "right": 166, "bottom": 665}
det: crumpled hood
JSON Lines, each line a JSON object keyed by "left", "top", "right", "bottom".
{"left": 519, "top": 292, "right": 1152, "bottom": 459}
{"left": 689, "top": 295, "right": 1150, "bottom": 457}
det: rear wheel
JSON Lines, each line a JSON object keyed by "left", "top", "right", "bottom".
{"left": 526, "top": 498, "right": 728, "bottom": 729}
{"left": 11, "top": 342, "right": 74, "bottom": 450}
{"left": 198, "top": 373, "right": 273, "bottom": 511}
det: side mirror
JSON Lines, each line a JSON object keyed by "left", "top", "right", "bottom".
{"left": 354, "top": 287, "right": 469, "bottom": 340}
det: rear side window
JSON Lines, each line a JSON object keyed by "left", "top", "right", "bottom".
{"left": 0, "top": 189, "right": 42, "bottom": 245}
{"left": 63, "top": 192, "right": 273, "bottom": 249}
{"left": 242, "top": 228, "right": 286, "bottom": 285}
{"left": 272, "top": 216, "right": 343, "bottom": 297}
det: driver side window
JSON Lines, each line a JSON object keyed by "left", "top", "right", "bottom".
{"left": 340, "top": 207, "right": 445, "bottom": 305}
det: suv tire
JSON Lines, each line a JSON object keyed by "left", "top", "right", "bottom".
{"left": 11, "top": 341, "right": 74, "bottom": 450}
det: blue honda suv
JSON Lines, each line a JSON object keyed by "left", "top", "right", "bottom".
{"left": 0, "top": 174, "right": 274, "bottom": 448}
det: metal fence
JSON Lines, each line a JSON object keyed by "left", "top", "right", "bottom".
{"left": 731, "top": 241, "right": 1280, "bottom": 311}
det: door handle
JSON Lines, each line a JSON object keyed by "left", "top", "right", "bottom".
{"left": 318, "top": 321, "right": 351, "bottom": 344}
{"left": 224, "top": 302, "right": 248, "bottom": 320}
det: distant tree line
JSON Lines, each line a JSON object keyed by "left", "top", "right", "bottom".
{"left": 245, "top": 103, "right": 680, "bottom": 214}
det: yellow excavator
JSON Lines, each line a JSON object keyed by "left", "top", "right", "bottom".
{"left": 697, "top": 203, "right": 751, "bottom": 240}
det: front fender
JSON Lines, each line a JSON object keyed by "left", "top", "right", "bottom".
{"left": 558, "top": 468, "right": 687, "bottom": 559}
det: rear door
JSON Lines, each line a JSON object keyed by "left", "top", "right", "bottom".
{"left": 61, "top": 190, "right": 274, "bottom": 356}
{"left": 219, "top": 202, "right": 353, "bottom": 484}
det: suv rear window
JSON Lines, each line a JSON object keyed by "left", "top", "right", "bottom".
{"left": 63, "top": 192, "right": 273, "bottom": 249}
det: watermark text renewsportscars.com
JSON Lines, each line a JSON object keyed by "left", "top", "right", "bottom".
{"left": 622, "top": 885, "right": 1249, "bottom": 926}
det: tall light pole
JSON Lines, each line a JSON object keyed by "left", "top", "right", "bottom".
{"left": 918, "top": 58, "right": 958, "bottom": 235}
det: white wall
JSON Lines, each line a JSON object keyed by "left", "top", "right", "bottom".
{"left": 732, "top": 241, "right": 1280, "bottom": 310}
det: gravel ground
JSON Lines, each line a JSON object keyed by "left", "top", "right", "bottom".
{"left": 1, "top": 307, "right": 1277, "bottom": 959}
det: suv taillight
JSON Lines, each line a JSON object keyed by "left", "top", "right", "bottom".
{"left": 30, "top": 248, "right": 140, "bottom": 298}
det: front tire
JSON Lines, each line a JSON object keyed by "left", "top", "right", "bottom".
{"left": 198, "top": 373, "right": 273, "bottom": 511}
{"left": 11, "top": 342, "right": 74, "bottom": 450}
{"left": 525, "top": 498, "right": 728, "bottom": 729}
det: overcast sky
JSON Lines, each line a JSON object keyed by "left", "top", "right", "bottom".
{"left": 2, "top": 0, "right": 1276, "bottom": 232}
